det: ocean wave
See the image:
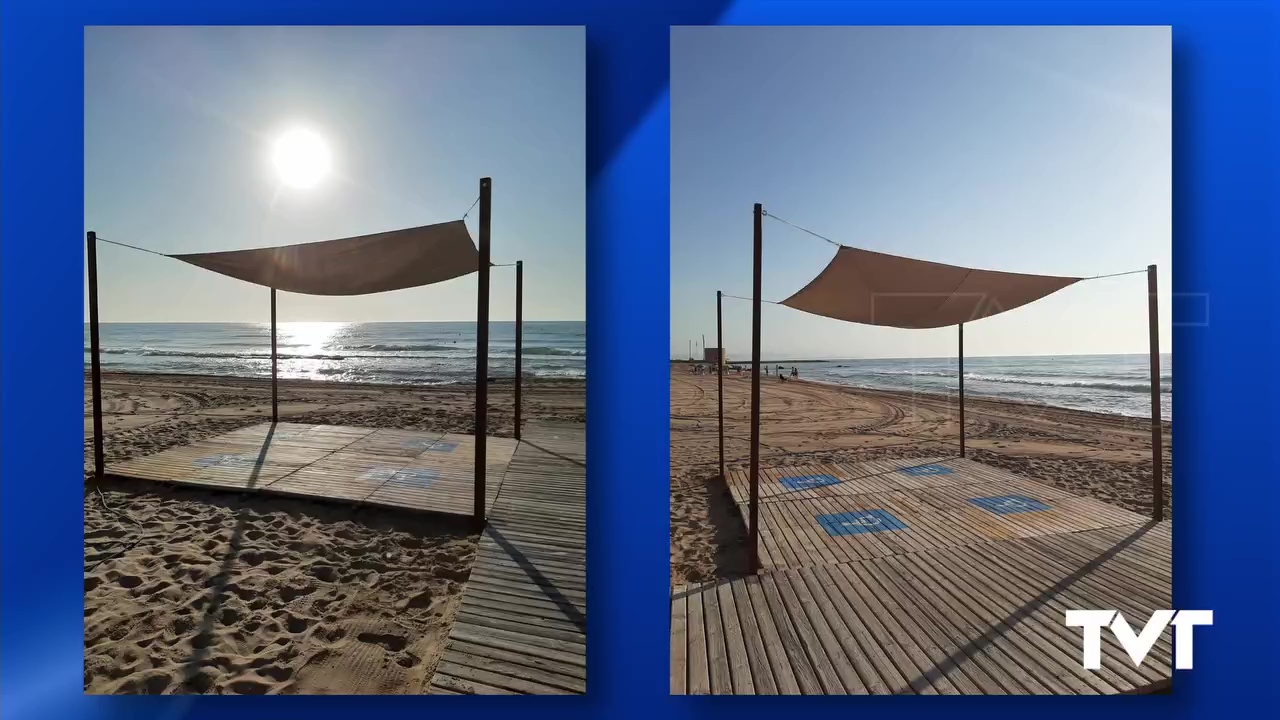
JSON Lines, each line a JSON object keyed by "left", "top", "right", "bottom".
{"left": 961, "top": 374, "right": 1171, "bottom": 394}
{"left": 521, "top": 346, "right": 586, "bottom": 357}
{"left": 337, "top": 343, "right": 461, "bottom": 352}
{"left": 860, "top": 368, "right": 1172, "bottom": 382}
{"left": 91, "top": 348, "right": 348, "bottom": 361}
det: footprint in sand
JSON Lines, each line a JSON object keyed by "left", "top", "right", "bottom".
{"left": 356, "top": 631, "right": 407, "bottom": 652}
{"left": 229, "top": 676, "right": 271, "bottom": 691}
{"left": 116, "top": 575, "right": 143, "bottom": 589}
{"left": 183, "top": 671, "right": 215, "bottom": 693}
{"left": 255, "top": 664, "right": 293, "bottom": 682}
{"left": 309, "top": 565, "right": 338, "bottom": 582}
{"left": 279, "top": 584, "right": 315, "bottom": 602}
{"left": 280, "top": 613, "right": 311, "bottom": 633}
{"left": 400, "top": 590, "right": 434, "bottom": 610}
{"left": 115, "top": 671, "right": 172, "bottom": 695}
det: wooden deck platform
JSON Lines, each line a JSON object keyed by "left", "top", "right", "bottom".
{"left": 727, "top": 457, "right": 1151, "bottom": 571}
{"left": 673, "top": 457, "right": 1172, "bottom": 694}
{"left": 429, "top": 423, "right": 587, "bottom": 695}
{"left": 107, "top": 422, "right": 517, "bottom": 518}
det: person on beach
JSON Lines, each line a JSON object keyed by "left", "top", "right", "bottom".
{"left": 791, "top": 366, "right": 798, "bottom": 379}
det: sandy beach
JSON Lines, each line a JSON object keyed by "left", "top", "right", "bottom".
{"left": 670, "top": 364, "right": 1172, "bottom": 586}
{"left": 84, "top": 371, "right": 585, "bottom": 694}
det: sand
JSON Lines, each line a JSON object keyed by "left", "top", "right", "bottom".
{"left": 670, "top": 365, "right": 1172, "bottom": 586}
{"left": 84, "top": 371, "right": 585, "bottom": 695}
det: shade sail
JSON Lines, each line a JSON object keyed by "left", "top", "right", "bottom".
{"left": 169, "top": 220, "right": 479, "bottom": 296}
{"left": 780, "top": 245, "right": 1082, "bottom": 329}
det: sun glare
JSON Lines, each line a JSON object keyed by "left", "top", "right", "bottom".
{"left": 272, "top": 127, "right": 332, "bottom": 189}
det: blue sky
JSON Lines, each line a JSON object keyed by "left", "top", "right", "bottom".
{"left": 671, "top": 26, "right": 1171, "bottom": 360}
{"left": 85, "top": 26, "right": 583, "bottom": 322}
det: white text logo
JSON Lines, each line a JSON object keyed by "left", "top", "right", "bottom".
{"left": 1065, "top": 610, "right": 1212, "bottom": 669}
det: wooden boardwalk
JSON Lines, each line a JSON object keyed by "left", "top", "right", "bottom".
{"left": 107, "top": 422, "right": 516, "bottom": 517}
{"left": 429, "top": 422, "right": 587, "bottom": 695}
{"left": 673, "top": 457, "right": 1172, "bottom": 695}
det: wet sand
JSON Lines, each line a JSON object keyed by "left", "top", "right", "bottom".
{"left": 670, "top": 365, "right": 1171, "bottom": 586}
{"left": 84, "top": 371, "right": 585, "bottom": 694}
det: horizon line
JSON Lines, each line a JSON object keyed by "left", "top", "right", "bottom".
{"left": 672, "top": 351, "right": 1172, "bottom": 363}
{"left": 84, "top": 318, "right": 585, "bottom": 324}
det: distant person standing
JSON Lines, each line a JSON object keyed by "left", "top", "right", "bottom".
{"left": 791, "top": 366, "right": 798, "bottom": 379}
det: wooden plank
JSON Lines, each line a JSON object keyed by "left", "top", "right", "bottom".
{"left": 671, "top": 586, "right": 687, "bottom": 694}
{"left": 428, "top": 423, "right": 586, "bottom": 695}
{"left": 675, "top": 456, "right": 1171, "bottom": 696}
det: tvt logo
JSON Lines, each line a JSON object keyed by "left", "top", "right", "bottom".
{"left": 1065, "top": 610, "right": 1213, "bottom": 669}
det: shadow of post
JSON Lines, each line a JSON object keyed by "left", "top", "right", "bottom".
{"left": 486, "top": 525, "right": 586, "bottom": 633}
{"left": 180, "top": 423, "right": 276, "bottom": 690}
{"left": 520, "top": 440, "right": 585, "bottom": 469}
{"left": 900, "top": 521, "right": 1159, "bottom": 694}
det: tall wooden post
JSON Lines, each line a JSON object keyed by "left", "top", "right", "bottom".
{"left": 271, "top": 288, "right": 278, "bottom": 423}
{"left": 717, "top": 290, "right": 725, "bottom": 482}
{"left": 87, "top": 231, "right": 105, "bottom": 480}
{"left": 474, "top": 177, "right": 492, "bottom": 527}
{"left": 749, "top": 204, "right": 763, "bottom": 573}
{"left": 514, "top": 260, "right": 523, "bottom": 441}
{"left": 1148, "top": 264, "right": 1163, "bottom": 521}
{"left": 958, "top": 322, "right": 965, "bottom": 458}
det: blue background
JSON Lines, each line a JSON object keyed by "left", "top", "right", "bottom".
{"left": 1, "top": 0, "right": 1277, "bottom": 717}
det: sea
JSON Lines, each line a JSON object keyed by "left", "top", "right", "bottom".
{"left": 85, "top": 321, "right": 585, "bottom": 386}
{"left": 766, "top": 354, "right": 1171, "bottom": 421}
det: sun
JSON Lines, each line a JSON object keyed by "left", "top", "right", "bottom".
{"left": 272, "top": 127, "right": 331, "bottom": 189}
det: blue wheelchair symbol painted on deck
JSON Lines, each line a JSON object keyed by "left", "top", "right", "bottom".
{"left": 388, "top": 468, "right": 439, "bottom": 488}
{"left": 400, "top": 438, "right": 439, "bottom": 451}
{"left": 422, "top": 441, "right": 458, "bottom": 453}
{"left": 781, "top": 474, "right": 841, "bottom": 491}
{"left": 193, "top": 453, "right": 256, "bottom": 470}
{"left": 358, "top": 466, "right": 402, "bottom": 484}
{"left": 817, "top": 509, "right": 907, "bottom": 536}
{"left": 968, "top": 495, "right": 1050, "bottom": 515}
{"left": 900, "top": 464, "right": 953, "bottom": 476}
{"left": 358, "top": 466, "right": 438, "bottom": 488}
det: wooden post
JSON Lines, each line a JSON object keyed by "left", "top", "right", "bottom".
{"left": 87, "top": 231, "right": 105, "bottom": 480}
{"left": 749, "top": 204, "right": 763, "bottom": 573}
{"left": 1148, "top": 264, "right": 1163, "bottom": 521}
{"left": 514, "top": 260, "right": 523, "bottom": 441}
{"left": 958, "top": 322, "right": 965, "bottom": 459}
{"left": 271, "top": 288, "right": 278, "bottom": 423}
{"left": 717, "top": 290, "right": 725, "bottom": 482}
{"left": 474, "top": 177, "right": 492, "bottom": 527}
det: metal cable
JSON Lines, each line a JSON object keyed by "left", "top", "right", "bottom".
{"left": 760, "top": 210, "right": 843, "bottom": 248}
{"left": 96, "top": 236, "right": 169, "bottom": 258}
{"left": 461, "top": 195, "right": 481, "bottom": 221}
{"left": 720, "top": 292, "right": 783, "bottom": 304}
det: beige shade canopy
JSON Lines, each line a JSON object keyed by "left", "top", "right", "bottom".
{"left": 169, "top": 220, "right": 480, "bottom": 296}
{"left": 780, "top": 245, "right": 1083, "bottom": 329}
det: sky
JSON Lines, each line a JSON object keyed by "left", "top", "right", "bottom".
{"left": 85, "top": 26, "right": 584, "bottom": 323}
{"left": 671, "top": 26, "right": 1171, "bottom": 360}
